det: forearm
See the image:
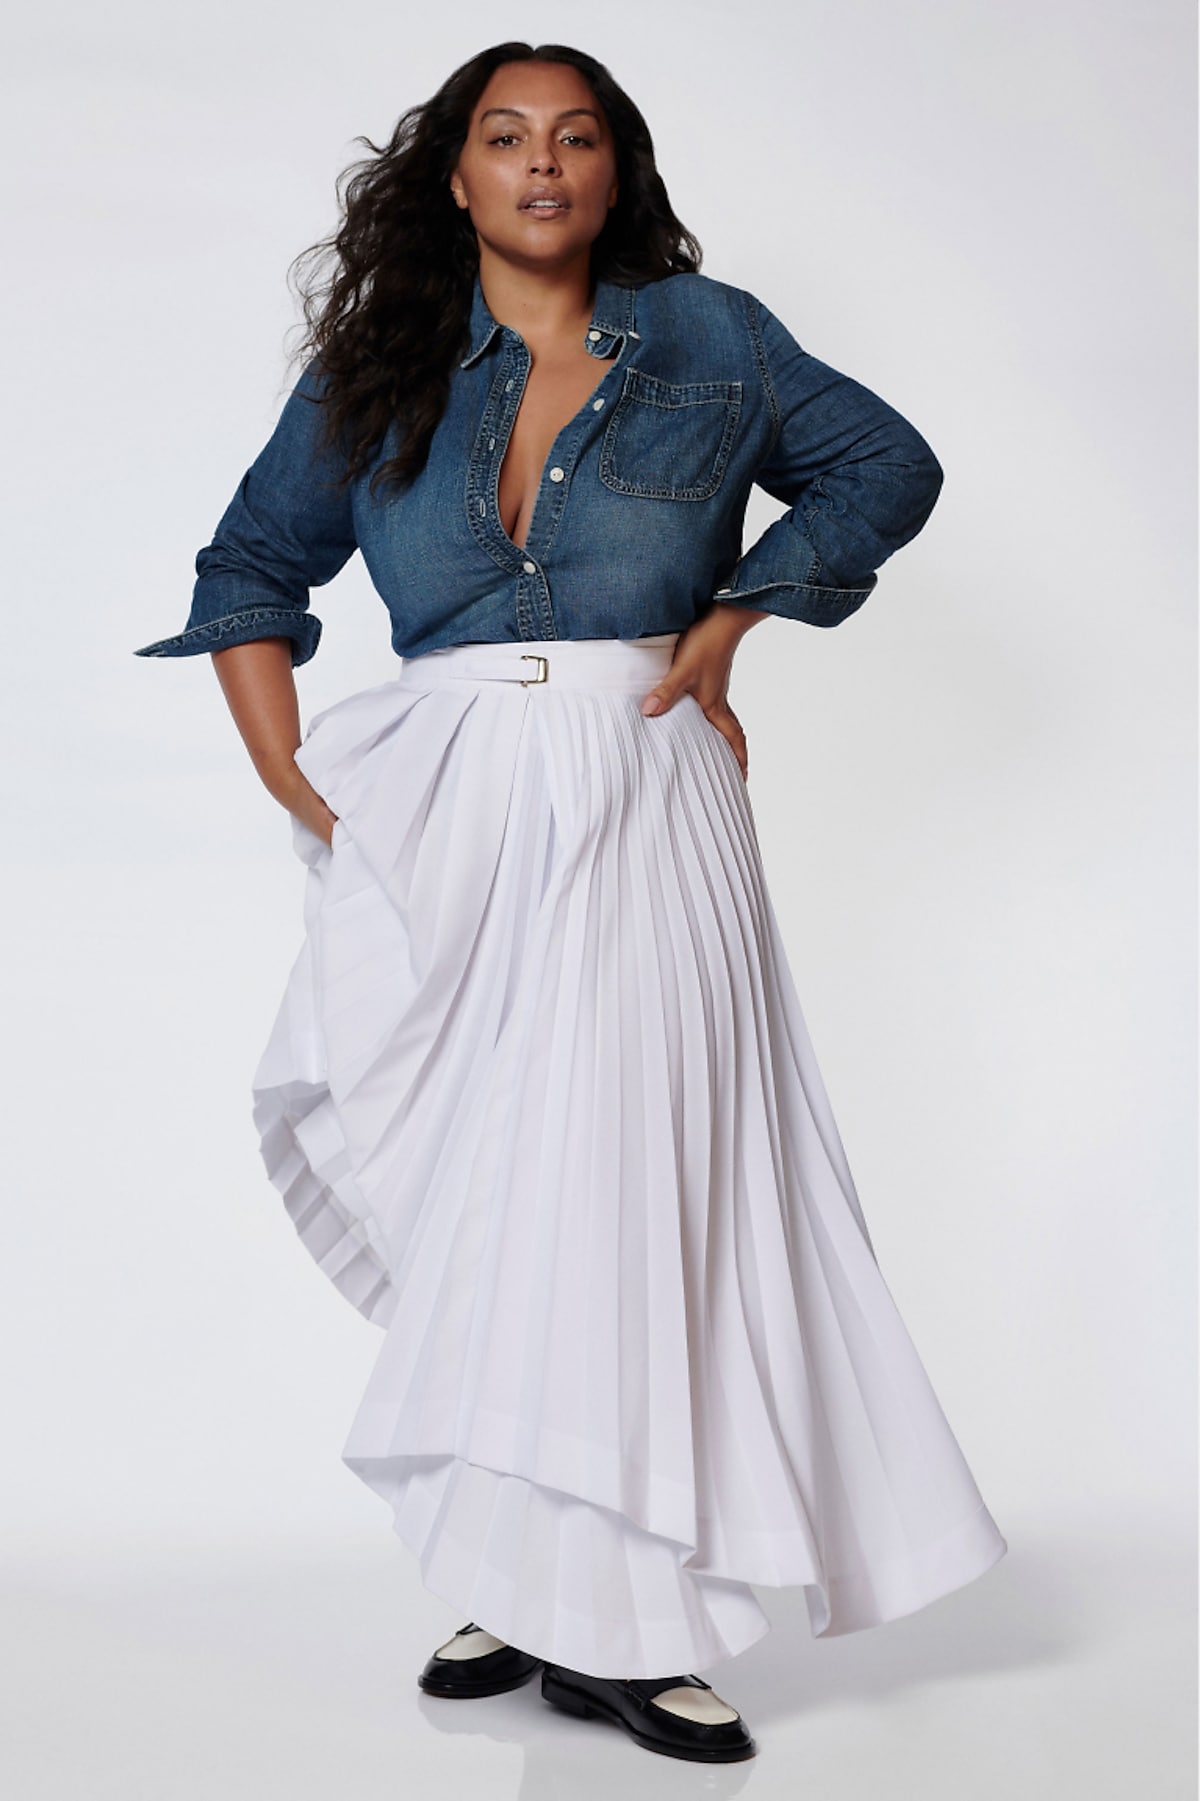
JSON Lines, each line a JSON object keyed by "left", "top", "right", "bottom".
{"left": 210, "top": 637, "right": 337, "bottom": 843}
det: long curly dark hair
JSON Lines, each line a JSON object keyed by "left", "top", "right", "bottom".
{"left": 286, "top": 42, "right": 703, "bottom": 499}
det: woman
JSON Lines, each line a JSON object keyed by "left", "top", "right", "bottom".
{"left": 135, "top": 42, "right": 1007, "bottom": 1765}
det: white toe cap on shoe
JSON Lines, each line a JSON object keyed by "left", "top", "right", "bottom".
{"left": 649, "top": 1685, "right": 740, "bottom": 1724}
{"left": 434, "top": 1627, "right": 509, "bottom": 1660}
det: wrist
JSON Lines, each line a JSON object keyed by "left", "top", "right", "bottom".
{"left": 715, "top": 595, "right": 768, "bottom": 622}
{"left": 708, "top": 598, "right": 769, "bottom": 637}
{"left": 257, "top": 752, "right": 308, "bottom": 805}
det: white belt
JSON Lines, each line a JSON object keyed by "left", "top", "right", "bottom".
{"left": 397, "top": 633, "right": 680, "bottom": 691}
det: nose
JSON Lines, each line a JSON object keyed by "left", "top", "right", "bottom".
{"left": 528, "top": 137, "right": 561, "bottom": 176}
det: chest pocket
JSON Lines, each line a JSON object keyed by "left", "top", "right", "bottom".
{"left": 599, "top": 369, "right": 742, "bottom": 501}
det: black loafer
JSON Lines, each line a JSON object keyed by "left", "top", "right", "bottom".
{"left": 540, "top": 1663, "right": 757, "bottom": 1762}
{"left": 418, "top": 1622, "right": 544, "bottom": 1697}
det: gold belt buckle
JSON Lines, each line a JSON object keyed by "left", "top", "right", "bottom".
{"left": 519, "top": 654, "right": 549, "bottom": 686}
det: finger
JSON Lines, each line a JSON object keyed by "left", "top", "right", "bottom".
{"left": 640, "top": 679, "right": 687, "bottom": 716}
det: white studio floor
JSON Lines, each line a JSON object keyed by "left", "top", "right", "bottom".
{"left": 4, "top": 1503, "right": 1193, "bottom": 1801}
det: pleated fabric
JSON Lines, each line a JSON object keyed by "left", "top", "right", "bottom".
{"left": 252, "top": 632, "right": 1007, "bottom": 1678}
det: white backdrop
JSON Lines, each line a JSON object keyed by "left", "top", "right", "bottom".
{"left": 2, "top": 2, "right": 1195, "bottom": 1797}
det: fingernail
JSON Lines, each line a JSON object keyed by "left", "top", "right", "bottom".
{"left": 641, "top": 694, "right": 663, "bottom": 715}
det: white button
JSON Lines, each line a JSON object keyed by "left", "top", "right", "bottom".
{"left": 549, "top": 466, "right": 565, "bottom": 482}
{"left": 488, "top": 437, "right": 495, "bottom": 449}
{"left": 505, "top": 379, "right": 514, "bottom": 391}
{"left": 522, "top": 560, "right": 536, "bottom": 574}
{"left": 587, "top": 329, "right": 601, "bottom": 341}
{"left": 478, "top": 500, "right": 486, "bottom": 516}
{"left": 592, "top": 397, "right": 605, "bottom": 411}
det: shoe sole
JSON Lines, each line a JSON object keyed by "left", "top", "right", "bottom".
{"left": 419, "top": 1662, "right": 544, "bottom": 1698}
{"left": 540, "top": 1668, "right": 757, "bottom": 1762}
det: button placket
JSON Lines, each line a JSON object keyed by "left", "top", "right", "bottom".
{"left": 491, "top": 345, "right": 556, "bottom": 637}
{"left": 466, "top": 344, "right": 539, "bottom": 591}
{"left": 482, "top": 342, "right": 533, "bottom": 555}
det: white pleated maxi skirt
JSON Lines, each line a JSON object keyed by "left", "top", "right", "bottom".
{"left": 251, "top": 630, "right": 1007, "bottom": 1678}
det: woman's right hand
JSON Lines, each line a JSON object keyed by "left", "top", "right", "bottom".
{"left": 275, "top": 761, "right": 339, "bottom": 849}
{"left": 210, "top": 637, "right": 339, "bottom": 846}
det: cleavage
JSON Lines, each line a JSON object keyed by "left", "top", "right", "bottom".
{"left": 497, "top": 348, "right": 610, "bottom": 552}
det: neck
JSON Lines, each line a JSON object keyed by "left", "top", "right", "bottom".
{"left": 476, "top": 249, "right": 596, "bottom": 344}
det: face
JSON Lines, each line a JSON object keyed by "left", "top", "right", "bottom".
{"left": 449, "top": 61, "right": 619, "bottom": 270}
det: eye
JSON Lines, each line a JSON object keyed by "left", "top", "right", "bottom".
{"left": 487, "top": 131, "right": 595, "bottom": 148}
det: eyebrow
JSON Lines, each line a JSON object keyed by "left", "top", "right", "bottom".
{"left": 479, "top": 107, "right": 602, "bottom": 125}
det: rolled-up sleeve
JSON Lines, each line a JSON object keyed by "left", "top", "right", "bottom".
{"left": 715, "top": 298, "right": 944, "bottom": 627}
{"left": 132, "top": 360, "right": 358, "bottom": 667}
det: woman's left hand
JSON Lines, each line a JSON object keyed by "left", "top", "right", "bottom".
{"left": 639, "top": 601, "right": 769, "bottom": 779}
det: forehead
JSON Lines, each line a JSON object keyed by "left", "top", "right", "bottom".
{"left": 471, "top": 60, "right": 603, "bottom": 122}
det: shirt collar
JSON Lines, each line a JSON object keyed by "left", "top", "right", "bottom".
{"left": 458, "top": 270, "right": 639, "bottom": 368}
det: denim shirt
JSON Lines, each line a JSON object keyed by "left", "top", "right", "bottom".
{"left": 132, "top": 270, "right": 944, "bottom": 667}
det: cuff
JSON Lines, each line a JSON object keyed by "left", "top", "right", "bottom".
{"left": 713, "top": 576, "right": 876, "bottom": 628}
{"left": 132, "top": 607, "right": 322, "bottom": 666}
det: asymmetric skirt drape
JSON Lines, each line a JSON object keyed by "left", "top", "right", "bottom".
{"left": 251, "top": 631, "right": 1007, "bottom": 1679}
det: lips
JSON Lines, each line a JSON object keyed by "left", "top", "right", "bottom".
{"left": 519, "top": 188, "right": 570, "bottom": 211}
